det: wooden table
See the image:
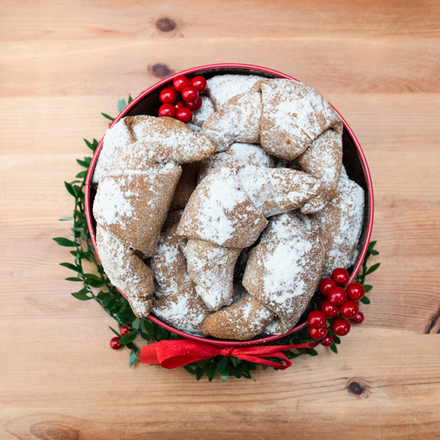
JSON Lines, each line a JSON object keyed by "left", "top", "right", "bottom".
{"left": 1, "top": 1, "right": 440, "bottom": 438}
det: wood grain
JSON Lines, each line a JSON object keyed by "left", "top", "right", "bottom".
{"left": 1, "top": 0, "right": 440, "bottom": 439}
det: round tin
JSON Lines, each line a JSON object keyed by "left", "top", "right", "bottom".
{"left": 85, "top": 63, "right": 374, "bottom": 347}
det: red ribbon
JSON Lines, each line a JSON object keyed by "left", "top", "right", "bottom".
{"left": 140, "top": 339, "right": 315, "bottom": 370}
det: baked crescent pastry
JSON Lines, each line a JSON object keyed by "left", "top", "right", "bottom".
{"left": 310, "top": 168, "right": 365, "bottom": 276}
{"left": 198, "top": 142, "right": 277, "bottom": 183}
{"left": 201, "top": 79, "right": 343, "bottom": 211}
{"left": 199, "top": 294, "right": 274, "bottom": 340}
{"left": 242, "top": 212, "right": 325, "bottom": 334}
{"left": 93, "top": 116, "right": 216, "bottom": 316}
{"left": 200, "top": 212, "right": 324, "bottom": 339}
{"left": 151, "top": 223, "right": 190, "bottom": 299}
{"left": 297, "top": 127, "right": 343, "bottom": 213}
{"left": 177, "top": 165, "right": 323, "bottom": 311}
{"left": 152, "top": 282, "right": 212, "bottom": 336}
{"left": 94, "top": 162, "right": 182, "bottom": 255}
{"left": 96, "top": 225, "right": 154, "bottom": 318}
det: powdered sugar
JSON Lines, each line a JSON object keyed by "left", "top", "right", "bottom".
{"left": 313, "top": 168, "right": 365, "bottom": 275}
{"left": 206, "top": 74, "right": 262, "bottom": 109}
{"left": 94, "top": 176, "right": 136, "bottom": 227}
{"left": 92, "top": 119, "right": 133, "bottom": 183}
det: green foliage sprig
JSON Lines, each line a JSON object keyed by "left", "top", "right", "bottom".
{"left": 55, "top": 98, "right": 379, "bottom": 381}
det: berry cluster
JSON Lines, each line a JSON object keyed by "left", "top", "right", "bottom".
{"left": 110, "top": 325, "right": 131, "bottom": 350}
{"left": 158, "top": 75, "right": 207, "bottom": 123}
{"left": 308, "top": 267, "right": 365, "bottom": 347}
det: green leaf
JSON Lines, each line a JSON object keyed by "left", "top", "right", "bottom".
{"left": 129, "top": 350, "right": 138, "bottom": 368}
{"left": 53, "top": 237, "right": 77, "bottom": 247}
{"left": 230, "top": 356, "right": 237, "bottom": 367}
{"left": 101, "top": 112, "right": 115, "bottom": 122}
{"left": 221, "top": 366, "right": 230, "bottom": 382}
{"left": 71, "top": 291, "right": 92, "bottom": 301}
{"left": 305, "top": 348, "right": 318, "bottom": 356}
{"left": 59, "top": 216, "right": 74, "bottom": 221}
{"left": 360, "top": 296, "right": 371, "bottom": 305}
{"left": 371, "top": 249, "right": 379, "bottom": 256}
{"left": 158, "top": 327, "right": 170, "bottom": 340}
{"left": 140, "top": 332, "right": 151, "bottom": 342}
{"left": 65, "top": 277, "right": 83, "bottom": 282}
{"left": 97, "top": 290, "right": 110, "bottom": 301}
{"left": 76, "top": 170, "right": 87, "bottom": 179}
{"left": 183, "top": 365, "right": 196, "bottom": 376}
{"left": 84, "top": 274, "right": 105, "bottom": 288}
{"left": 60, "top": 262, "right": 81, "bottom": 273}
{"left": 365, "top": 263, "right": 380, "bottom": 276}
{"left": 330, "top": 343, "right": 338, "bottom": 354}
{"left": 333, "top": 335, "right": 341, "bottom": 344}
{"left": 195, "top": 366, "right": 203, "bottom": 381}
{"left": 207, "top": 363, "right": 217, "bottom": 382}
{"left": 118, "top": 99, "right": 127, "bottom": 113}
{"left": 76, "top": 158, "right": 90, "bottom": 168}
{"left": 216, "top": 357, "right": 228, "bottom": 373}
{"left": 132, "top": 317, "right": 140, "bottom": 330}
{"left": 84, "top": 138, "right": 99, "bottom": 152}
{"left": 128, "top": 95, "right": 133, "bottom": 103}
{"left": 231, "top": 366, "right": 242, "bottom": 379}
{"left": 143, "top": 319, "right": 156, "bottom": 336}
{"left": 64, "top": 181, "right": 77, "bottom": 197}
{"left": 367, "top": 241, "right": 377, "bottom": 252}
{"left": 364, "top": 285, "right": 373, "bottom": 293}
{"left": 242, "top": 371, "right": 255, "bottom": 381}
{"left": 117, "top": 331, "right": 137, "bottom": 345}
{"left": 109, "top": 326, "right": 120, "bottom": 337}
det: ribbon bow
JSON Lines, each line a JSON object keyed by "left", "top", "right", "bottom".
{"left": 140, "top": 339, "right": 315, "bottom": 370}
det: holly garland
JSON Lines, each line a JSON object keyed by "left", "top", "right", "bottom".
{"left": 55, "top": 98, "right": 380, "bottom": 382}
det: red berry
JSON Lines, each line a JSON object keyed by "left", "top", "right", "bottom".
{"left": 176, "top": 107, "right": 193, "bottom": 123}
{"left": 186, "top": 96, "right": 203, "bottom": 111}
{"left": 332, "top": 268, "right": 350, "bottom": 285}
{"left": 332, "top": 317, "right": 351, "bottom": 336}
{"left": 174, "top": 100, "right": 185, "bottom": 111}
{"left": 110, "top": 337, "right": 122, "bottom": 350}
{"left": 319, "top": 278, "right": 336, "bottom": 296}
{"left": 321, "top": 334, "right": 334, "bottom": 347}
{"left": 159, "top": 88, "right": 176, "bottom": 104}
{"left": 173, "top": 75, "right": 190, "bottom": 92}
{"left": 120, "top": 325, "right": 131, "bottom": 336}
{"left": 352, "top": 311, "right": 365, "bottom": 324}
{"left": 328, "top": 287, "right": 347, "bottom": 306}
{"left": 309, "top": 325, "right": 328, "bottom": 340}
{"left": 158, "top": 103, "right": 175, "bottom": 118}
{"left": 340, "top": 300, "right": 359, "bottom": 319}
{"left": 346, "top": 282, "right": 365, "bottom": 301}
{"left": 181, "top": 85, "right": 199, "bottom": 102}
{"left": 190, "top": 76, "right": 207, "bottom": 92}
{"left": 321, "top": 299, "right": 339, "bottom": 318}
{"left": 307, "top": 310, "right": 327, "bottom": 329}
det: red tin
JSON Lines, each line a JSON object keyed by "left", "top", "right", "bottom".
{"left": 85, "top": 63, "right": 374, "bottom": 347}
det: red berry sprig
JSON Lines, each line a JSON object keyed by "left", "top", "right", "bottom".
{"left": 309, "top": 267, "right": 367, "bottom": 348}
{"left": 158, "top": 74, "right": 207, "bottom": 123}
{"left": 120, "top": 325, "right": 131, "bottom": 336}
{"left": 110, "top": 336, "right": 122, "bottom": 350}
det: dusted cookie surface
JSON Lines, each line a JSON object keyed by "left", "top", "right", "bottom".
{"left": 96, "top": 225, "right": 154, "bottom": 317}
{"left": 152, "top": 282, "right": 212, "bottom": 336}
{"left": 311, "top": 168, "right": 365, "bottom": 276}
{"left": 200, "top": 294, "right": 274, "bottom": 340}
{"left": 177, "top": 167, "right": 267, "bottom": 249}
{"left": 243, "top": 212, "right": 325, "bottom": 334}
